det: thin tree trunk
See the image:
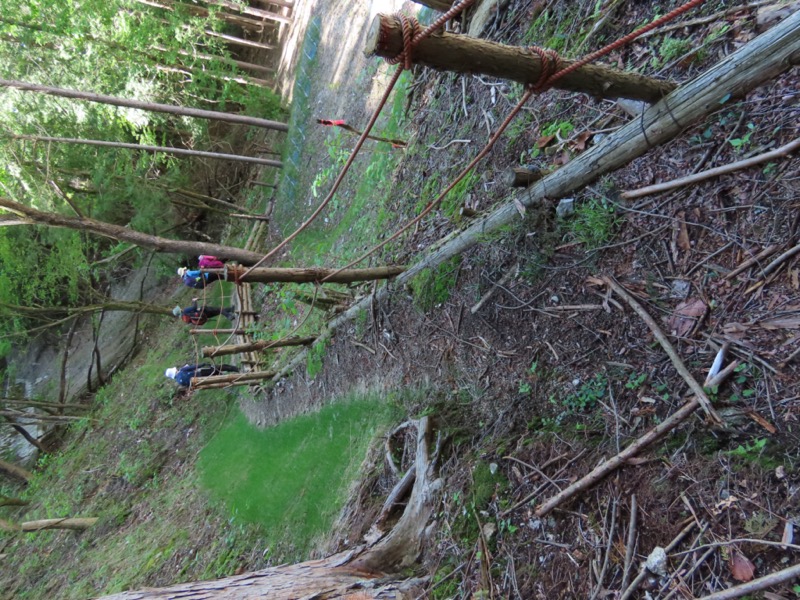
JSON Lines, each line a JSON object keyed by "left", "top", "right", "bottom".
{"left": 134, "top": 0, "right": 289, "bottom": 27}
{"left": 13, "top": 134, "right": 283, "bottom": 168}
{"left": 0, "top": 197, "right": 266, "bottom": 264}
{"left": 151, "top": 44, "right": 276, "bottom": 76}
{"left": 202, "top": 336, "right": 316, "bottom": 357}
{"left": 2, "top": 417, "right": 48, "bottom": 454}
{"left": 366, "top": 14, "right": 676, "bottom": 103}
{"left": 203, "top": 30, "right": 275, "bottom": 50}
{"left": 0, "top": 458, "right": 32, "bottom": 484}
{"left": 203, "top": 0, "right": 292, "bottom": 19}
{"left": 5, "top": 518, "right": 98, "bottom": 532}
{"left": 190, "top": 370, "right": 277, "bottom": 389}
{"left": 0, "top": 494, "right": 28, "bottom": 508}
{"left": 0, "top": 300, "right": 174, "bottom": 320}
{"left": 0, "top": 79, "right": 288, "bottom": 132}
{"left": 210, "top": 265, "right": 405, "bottom": 284}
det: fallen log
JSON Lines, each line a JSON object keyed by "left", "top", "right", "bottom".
{"left": 206, "top": 265, "right": 405, "bottom": 284}
{"left": 503, "top": 166, "right": 546, "bottom": 188}
{"left": 366, "top": 13, "right": 677, "bottom": 103}
{"left": 202, "top": 336, "right": 317, "bottom": 358}
{"left": 191, "top": 370, "right": 277, "bottom": 389}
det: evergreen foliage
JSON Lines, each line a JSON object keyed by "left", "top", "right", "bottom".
{"left": 0, "top": 0, "right": 286, "bottom": 349}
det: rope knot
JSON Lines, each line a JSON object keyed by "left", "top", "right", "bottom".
{"left": 387, "top": 14, "right": 421, "bottom": 70}
{"left": 526, "top": 46, "right": 563, "bottom": 93}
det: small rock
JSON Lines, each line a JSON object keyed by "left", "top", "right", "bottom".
{"left": 645, "top": 547, "right": 668, "bottom": 576}
{"left": 489, "top": 462, "right": 498, "bottom": 475}
{"left": 670, "top": 279, "right": 691, "bottom": 299}
{"left": 556, "top": 198, "right": 575, "bottom": 218}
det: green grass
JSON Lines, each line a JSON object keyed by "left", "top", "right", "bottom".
{"left": 281, "top": 68, "right": 413, "bottom": 267}
{"left": 198, "top": 394, "right": 399, "bottom": 559}
{"left": 568, "top": 198, "right": 622, "bottom": 248}
{"left": 411, "top": 257, "right": 461, "bottom": 311}
{"left": 0, "top": 315, "right": 264, "bottom": 600}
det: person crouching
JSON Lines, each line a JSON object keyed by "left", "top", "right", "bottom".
{"left": 165, "top": 363, "right": 240, "bottom": 388}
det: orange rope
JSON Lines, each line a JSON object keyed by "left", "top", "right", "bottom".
{"left": 239, "top": 0, "right": 477, "bottom": 280}
{"left": 321, "top": 0, "right": 706, "bottom": 281}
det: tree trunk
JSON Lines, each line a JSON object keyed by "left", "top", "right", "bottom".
{"left": 0, "top": 197, "right": 266, "bottom": 264}
{"left": 0, "top": 79, "right": 288, "bottom": 132}
{"left": 99, "top": 418, "right": 438, "bottom": 599}
{"left": 203, "top": 0, "right": 292, "bottom": 20}
{"left": 211, "top": 265, "right": 405, "bottom": 284}
{"left": 2, "top": 417, "right": 48, "bottom": 454}
{"left": 151, "top": 44, "right": 276, "bottom": 76}
{"left": 0, "top": 299, "right": 173, "bottom": 321}
{"left": 134, "top": 0, "right": 289, "bottom": 27}
{"left": 0, "top": 458, "right": 32, "bottom": 484}
{"left": 365, "top": 13, "right": 676, "bottom": 103}
{"left": 13, "top": 134, "right": 282, "bottom": 168}
{"left": 202, "top": 336, "right": 316, "bottom": 357}
{"left": 203, "top": 30, "right": 275, "bottom": 50}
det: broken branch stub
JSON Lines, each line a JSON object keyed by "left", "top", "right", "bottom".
{"left": 365, "top": 14, "right": 676, "bottom": 103}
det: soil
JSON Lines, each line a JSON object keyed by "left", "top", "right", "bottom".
{"left": 237, "top": 0, "right": 800, "bottom": 597}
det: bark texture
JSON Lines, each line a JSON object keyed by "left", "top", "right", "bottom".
{"left": 202, "top": 336, "right": 316, "bottom": 358}
{"left": 212, "top": 265, "right": 405, "bottom": 284}
{"left": 366, "top": 14, "right": 677, "bottom": 103}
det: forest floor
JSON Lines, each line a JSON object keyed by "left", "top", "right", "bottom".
{"left": 1, "top": 1, "right": 798, "bottom": 599}
{"left": 241, "top": 0, "right": 800, "bottom": 597}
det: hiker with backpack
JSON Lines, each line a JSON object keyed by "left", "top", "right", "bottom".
{"left": 177, "top": 255, "right": 229, "bottom": 289}
{"left": 165, "top": 363, "right": 240, "bottom": 388}
{"left": 172, "top": 298, "right": 236, "bottom": 326}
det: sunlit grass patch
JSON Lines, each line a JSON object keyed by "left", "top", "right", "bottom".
{"left": 198, "top": 394, "right": 399, "bottom": 559}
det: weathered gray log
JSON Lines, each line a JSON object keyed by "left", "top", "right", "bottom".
{"left": 191, "top": 370, "right": 277, "bottom": 389}
{"left": 202, "top": 337, "right": 317, "bottom": 357}
{"left": 206, "top": 265, "right": 405, "bottom": 284}
{"left": 21, "top": 517, "right": 98, "bottom": 531}
{"left": 271, "top": 9, "right": 800, "bottom": 385}
{"left": 503, "top": 166, "right": 546, "bottom": 187}
{"left": 366, "top": 14, "right": 676, "bottom": 103}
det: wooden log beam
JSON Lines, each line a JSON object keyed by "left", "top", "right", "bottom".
{"left": 503, "top": 166, "right": 546, "bottom": 188}
{"left": 189, "top": 328, "right": 248, "bottom": 335}
{"left": 20, "top": 517, "right": 98, "bottom": 532}
{"left": 206, "top": 265, "right": 405, "bottom": 284}
{"left": 191, "top": 370, "right": 276, "bottom": 389}
{"left": 202, "top": 336, "right": 317, "bottom": 357}
{"left": 365, "top": 14, "right": 676, "bottom": 104}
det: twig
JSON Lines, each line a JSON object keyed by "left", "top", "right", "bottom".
{"left": 619, "top": 520, "right": 698, "bottom": 600}
{"left": 533, "top": 361, "right": 739, "bottom": 518}
{"left": 761, "top": 241, "right": 800, "bottom": 277}
{"left": 637, "top": 0, "right": 778, "bottom": 39}
{"left": 724, "top": 244, "right": 780, "bottom": 280}
{"left": 621, "top": 137, "right": 800, "bottom": 200}
{"left": 603, "top": 277, "right": 723, "bottom": 424}
{"left": 620, "top": 494, "right": 638, "bottom": 592}
{"left": 503, "top": 456, "right": 562, "bottom": 492}
{"left": 428, "top": 139, "right": 472, "bottom": 151}
{"left": 471, "top": 264, "right": 518, "bottom": 314}
{"left": 500, "top": 450, "right": 587, "bottom": 517}
{"left": 590, "top": 497, "right": 617, "bottom": 600}
{"left": 694, "top": 562, "right": 800, "bottom": 600}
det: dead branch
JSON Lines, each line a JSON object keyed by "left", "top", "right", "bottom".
{"left": 603, "top": 276, "right": 723, "bottom": 424}
{"left": 725, "top": 244, "right": 780, "bottom": 280}
{"left": 695, "top": 562, "right": 800, "bottom": 600}
{"left": 761, "top": 241, "right": 800, "bottom": 277}
{"left": 621, "top": 137, "right": 800, "bottom": 200}
{"left": 533, "top": 361, "right": 739, "bottom": 518}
